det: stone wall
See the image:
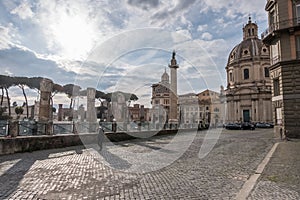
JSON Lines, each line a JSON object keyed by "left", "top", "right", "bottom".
{"left": 0, "top": 129, "right": 182, "bottom": 155}
{"left": 0, "top": 134, "right": 94, "bottom": 155}
{"left": 281, "top": 62, "right": 300, "bottom": 138}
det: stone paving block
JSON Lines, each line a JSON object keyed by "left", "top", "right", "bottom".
{"left": 0, "top": 129, "right": 278, "bottom": 199}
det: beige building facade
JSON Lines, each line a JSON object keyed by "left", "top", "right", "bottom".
{"left": 151, "top": 69, "right": 171, "bottom": 128}
{"left": 226, "top": 18, "right": 273, "bottom": 123}
{"left": 262, "top": 0, "right": 300, "bottom": 138}
{"left": 178, "top": 89, "right": 225, "bottom": 128}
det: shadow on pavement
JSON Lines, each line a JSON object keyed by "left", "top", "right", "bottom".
{"left": 0, "top": 146, "right": 85, "bottom": 199}
{"left": 98, "top": 147, "right": 132, "bottom": 170}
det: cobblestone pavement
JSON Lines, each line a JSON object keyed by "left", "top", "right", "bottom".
{"left": 0, "top": 129, "right": 275, "bottom": 199}
{"left": 248, "top": 139, "right": 300, "bottom": 200}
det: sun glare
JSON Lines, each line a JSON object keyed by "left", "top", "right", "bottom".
{"left": 51, "top": 13, "right": 96, "bottom": 59}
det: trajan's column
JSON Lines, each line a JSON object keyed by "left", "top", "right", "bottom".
{"left": 169, "top": 50, "right": 179, "bottom": 125}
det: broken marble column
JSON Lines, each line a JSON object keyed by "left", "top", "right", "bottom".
{"left": 86, "top": 87, "right": 97, "bottom": 132}
{"left": 38, "top": 78, "right": 53, "bottom": 135}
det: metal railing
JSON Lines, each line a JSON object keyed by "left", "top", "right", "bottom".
{"left": 53, "top": 123, "right": 74, "bottom": 134}
{"left": 0, "top": 120, "right": 209, "bottom": 137}
{"left": 0, "top": 120, "right": 8, "bottom": 136}
{"left": 261, "top": 18, "right": 300, "bottom": 39}
{"left": 19, "top": 121, "right": 47, "bottom": 136}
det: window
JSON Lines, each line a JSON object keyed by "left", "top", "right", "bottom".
{"left": 273, "top": 78, "right": 280, "bottom": 96}
{"left": 296, "top": 36, "right": 300, "bottom": 59}
{"left": 269, "top": 11, "right": 275, "bottom": 28}
{"left": 264, "top": 67, "right": 270, "bottom": 77}
{"left": 214, "top": 108, "right": 220, "bottom": 112}
{"left": 276, "top": 108, "right": 282, "bottom": 125}
{"left": 262, "top": 47, "right": 267, "bottom": 53}
{"left": 229, "top": 72, "right": 233, "bottom": 82}
{"left": 271, "top": 42, "right": 279, "bottom": 64}
{"left": 297, "top": 4, "right": 300, "bottom": 23}
{"left": 244, "top": 69, "right": 249, "bottom": 80}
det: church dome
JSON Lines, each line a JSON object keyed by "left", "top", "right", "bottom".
{"left": 227, "top": 17, "right": 269, "bottom": 65}
{"left": 161, "top": 69, "right": 169, "bottom": 84}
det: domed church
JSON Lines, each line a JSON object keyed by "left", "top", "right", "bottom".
{"left": 225, "top": 17, "right": 273, "bottom": 123}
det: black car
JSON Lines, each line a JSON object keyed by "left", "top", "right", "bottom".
{"left": 255, "top": 122, "right": 274, "bottom": 128}
{"left": 241, "top": 122, "right": 255, "bottom": 130}
{"left": 225, "top": 123, "right": 242, "bottom": 130}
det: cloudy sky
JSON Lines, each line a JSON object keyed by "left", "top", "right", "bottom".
{"left": 0, "top": 0, "right": 268, "bottom": 108}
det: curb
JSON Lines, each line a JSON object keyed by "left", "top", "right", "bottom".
{"left": 235, "top": 142, "right": 279, "bottom": 200}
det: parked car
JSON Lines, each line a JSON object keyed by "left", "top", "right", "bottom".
{"left": 216, "top": 123, "right": 224, "bottom": 128}
{"left": 241, "top": 122, "right": 255, "bottom": 130}
{"left": 225, "top": 123, "right": 242, "bottom": 130}
{"left": 255, "top": 122, "right": 274, "bottom": 128}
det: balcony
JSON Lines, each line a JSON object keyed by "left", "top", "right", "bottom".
{"left": 261, "top": 17, "right": 300, "bottom": 41}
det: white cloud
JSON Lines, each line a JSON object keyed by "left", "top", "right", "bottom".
{"left": 201, "top": 32, "right": 213, "bottom": 40}
{"left": 197, "top": 24, "right": 208, "bottom": 32}
{"left": 201, "top": 0, "right": 267, "bottom": 19}
{"left": 175, "top": 29, "right": 192, "bottom": 40}
{"left": 0, "top": 25, "right": 12, "bottom": 50}
{"left": 0, "top": 0, "right": 269, "bottom": 107}
{"left": 10, "top": 0, "right": 34, "bottom": 20}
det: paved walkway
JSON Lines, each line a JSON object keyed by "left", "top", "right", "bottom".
{"left": 248, "top": 139, "right": 300, "bottom": 200}
{"left": 0, "top": 129, "right": 289, "bottom": 199}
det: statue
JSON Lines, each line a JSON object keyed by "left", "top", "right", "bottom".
{"left": 172, "top": 50, "right": 176, "bottom": 59}
{"left": 171, "top": 50, "right": 177, "bottom": 66}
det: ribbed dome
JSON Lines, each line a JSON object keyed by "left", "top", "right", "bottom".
{"left": 228, "top": 38, "right": 269, "bottom": 64}
{"left": 227, "top": 17, "right": 269, "bottom": 65}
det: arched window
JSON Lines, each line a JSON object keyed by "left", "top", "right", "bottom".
{"left": 229, "top": 72, "right": 233, "bottom": 82}
{"left": 244, "top": 69, "right": 249, "bottom": 80}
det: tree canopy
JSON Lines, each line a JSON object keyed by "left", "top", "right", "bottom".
{"left": 0, "top": 75, "right": 139, "bottom": 105}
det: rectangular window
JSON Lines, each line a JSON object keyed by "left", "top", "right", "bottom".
{"left": 269, "top": 11, "right": 275, "bottom": 30}
{"left": 229, "top": 72, "right": 233, "bottom": 82}
{"left": 264, "top": 67, "right": 270, "bottom": 77}
{"left": 244, "top": 68, "right": 249, "bottom": 80}
{"left": 276, "top": 108, "right": 282, "bottom": 125}
{"left": 271, "top": 42, "right": 279, "bottom": 64}
{"left": 297, "top": 4, "right": 300, "bottom": 23}
{"left": 296, "top": 36, "right": 300, "bottom": 59}
{"left": 273, "top": 78, "right": 280, "bottom": 96}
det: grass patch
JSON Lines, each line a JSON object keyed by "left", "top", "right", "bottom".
{"left": 267, "top": 175, "right": 279, "bottom": 182}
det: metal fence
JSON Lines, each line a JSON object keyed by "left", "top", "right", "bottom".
{"left": 53, "top": 123, "right": 74, "bottom": 134}
{"left": 19, "top": 120, "right": 35, "bottom": 136}
{"left": 0, "top": 120, "right": 8, "bottom": 137}
{"left": 0, "top": 120, "right": 182, "bottom": 137}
